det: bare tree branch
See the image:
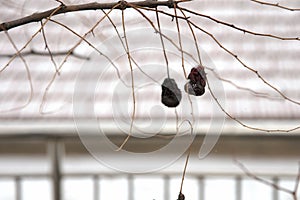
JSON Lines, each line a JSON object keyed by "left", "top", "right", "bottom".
{"left": 102, "top": 10, "right": 159, "bottom": 85}
{"left": 39, "top": 4, "right": 120, "bottom": 114}
{"left": 173, "top": 3, "right": 187, "bottom": 79}
{"left": 2, "top": 31, "right": 33, "bottom": 113}
{"left": 0, "top": 6, "right": 62, "bottom": 73}
{"left": 0, "top": 2, "right": 299, "bottom": 198}
{"left": 130, "top": 3, "right": 300, "bottom": 107}
{"left": 40, "top": 21, "right": 59, "bottom": 74}
{"left": 49, "top": 18, "right": 127, "bottom": 87}
{"left": 129, "top": 4, "right": 300, "bottom": 134}
{"left": 187, "top": 20, "right": 300, "bottom": 106}
{"left": 293, "top": 162, "right": 300, "bottom": 199}
{"left": 207, "top": 80, "right": 300, "bottom": 133}
{"left": 156, "top": 7, "right": 171, "bottom": 78}
{"left": 235, "top": 159, "right": 294, "bottom": 194}
{"left": 250, "top": 0, "right": 300, "bottom": 11}
{"left": 0, "top": 49, "right": 88, "bottom": 59}
{"left": 116, "top": 9, "right": 137, "bottom": 151}
{"left": 178, "top": 6, "right": 202, "bottom": 65}
{"left": 178, "top": 6, "right": 300, "bottom": 41}
{"left": 138, "top": 5, "right": 300, "bottom": 41}
{"left": 54, "top": 0, "right": 65, "bottom": 6}
{"left": 0, "top": 0, "right": 185, "bottom": 32}
{"left": 205, "top": 67, "right": 282, "bottom": 100}
{"left": 179, "top": 120, "right": 193, "bottom": 199}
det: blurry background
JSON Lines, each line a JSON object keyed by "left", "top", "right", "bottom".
{"left": 0, "top": 0, "right": 300, "bottom": 200}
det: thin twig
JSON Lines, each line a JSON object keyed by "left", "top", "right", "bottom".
{"left": 1, "top": 31, "right": 33, "bottom": 113}
{"left": 179, "top": 120, "right": 193, "bottom": 194}
{"left": 135, "top": 5, "right": 300, "bottom": 106}
{"left": 178, "top": 6, "right": 300, "bottom": 41}
{"left": 102, "top": 10, "right": 159, "bottom": 85}
{"left": 155, "top": 8, "right": 170, "bottom": 78}
{"left": 129, "top": 3, "right": 199, "bottom": 65}
{"left": 205, "top": 67, "right": 282, "bottom": 100}
{"left": 0, "top": 6, "right": 62, "bottom": 111}
{"left": 218, "top": 77, "right": 280, "bottom": 100}
{"left": 178, "top": 6, "right": 202, "bottom": 65}
{"left": 54, "top": 0, "right": 65, "bottom": 6}
{"left": 137, "top": 5, "right": 299, "bottom": 42}
{"left": 131, "top": 3, "right": 198, "bottom": 132}
{"left": 0, "top": 0, "right": 180, "bottom": 32}
{"left": 293, "top": 162, "right": 300, "bottom": 198}
{"left": 175, "top": 108, "right": 179, "bottom": 135}
{"left": 250, "top": 0, "right": 300, "bottom": 11}
{"left": 180, "top": 148, "right": 191, "bottom": 193}
{"left": 235, "top": 159, "right": 294, "bottom": 194}
{"left": 40, "top": 4, "right": 120, "bottom": 114}
{"left": 0, "top": 49, "right": 89, "bottom": 60}
{"left": 131, "top": 4, "right": 198, "bottom": 132}
{"left": 175, "top": 7, "right": 198, "bottom": 129}
{"left": 0, "top": 6, "right": 63, "bottom": 73}
{"left": 116, "top": 9, "right": 136, "bottom": 151}
{"left": 173, "top": 4, "right": 187, "bottom": 79}
{"left": 40, "top": 20, "right": 59, "bottom": 74}
{"left": 207, "top": 79, "right": 300, "bottom": 133}
{"left": 187, "top": 20, "right": 300, "bottom": 106}
{"left": 49, "top": 18, "right": 129, "bottom": 93}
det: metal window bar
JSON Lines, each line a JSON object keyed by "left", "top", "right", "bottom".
{"left": 49, "top": 140, "right": 62, "bottom": 200}
{"left": 272, "top": 177, "right": 279, "bottom": 200}
{"left": 164, "top": 175, "right": 170, "bottom": 200}
{"left": 128, "top": 175, "right": 134, "bottom": 200}
{"left": 94, "top": 175, "right": 99, "bottom": 200}
{"left": 15, "top": 176, "right": 21, "bottom": 200}
{"left": 236, "top": 176, "right": 242, "bottom": 200}
{"left": 198, "top": 176, "right": 204, "bottom": 200}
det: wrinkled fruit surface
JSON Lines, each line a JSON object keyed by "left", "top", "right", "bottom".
{"left": 177, "top": 193, "right": 185, "bottom": 200}
{"left": 184, "top": 65, "right": 206, "bottom": 96}
{"left": 161, "top": 78, "right": 182, "bottom": 107}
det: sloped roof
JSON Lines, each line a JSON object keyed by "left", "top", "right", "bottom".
{"left": 0, "top": 0, "right": 299, "bottom": 134}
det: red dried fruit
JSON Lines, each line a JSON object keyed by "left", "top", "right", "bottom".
{"left": 184, "top": 65, "right": 206, "bottom": 96}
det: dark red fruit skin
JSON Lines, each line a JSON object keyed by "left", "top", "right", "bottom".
{"left": 185, "top": 65, "right": 206, "bottom": 96}
{"left": 188, "top": 65, "right": 206, "bottom": 87}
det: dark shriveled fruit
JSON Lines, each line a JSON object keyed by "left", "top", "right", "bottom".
{"left": 177, "top": 192, "right": 185, "bottom": 200}
{"left": 184, "top": 65, "right": 206, "bottom": 96}
{"left": 161, "top": 78, "right": 182, "bottom": 107}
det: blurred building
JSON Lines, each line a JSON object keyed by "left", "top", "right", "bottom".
{"left": 0, "top": 0, "right": 300, "bottom": 200}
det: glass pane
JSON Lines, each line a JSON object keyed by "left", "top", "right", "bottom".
{"left": 134, "top": 176, "right": 164, "bottom": 200}
{"left": 279, "top": 178, "right": 299, "bottom": 200}
{"left": 0, "top": 179, "right": 15, "bottom": 200}
{"left": 242, "top": 178, "right": 272, "bottom": 200}
{"left": 62, "top": 177, "right": 93, "bottom": 200}
{"left": 100, "top": 176, "right": 128, "bottom": 200}
{"left": 22, "top": 178, "right": 52, "bottom": 200}
{"left": 205, "top": 177, "right": 235, "bottom": 200}
{"left": 169, "top": 176, "right": 198, "bottom": 200}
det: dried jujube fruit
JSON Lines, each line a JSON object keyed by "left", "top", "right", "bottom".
{"left": 177, "top": 192, "right": 185, "bottom": 200}
{"left": 161, "top": 78, "right": 182, "bottom": 107}
{"left": 184, "top": 65, "right": 206, "bottom": 96}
